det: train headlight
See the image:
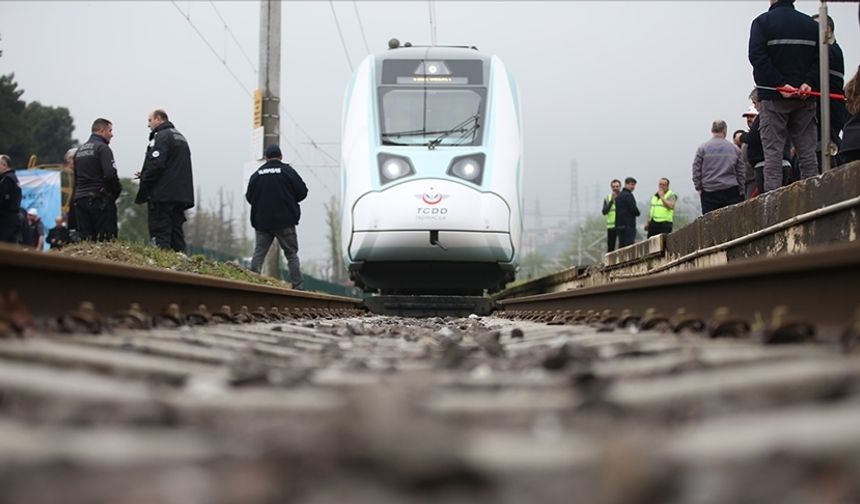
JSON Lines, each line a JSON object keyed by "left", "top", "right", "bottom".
{"left": 447, "top": 154, "right": 485, "bottom": 185}
{"left": 378, "top": 154, "right": 415, "bottom": 184}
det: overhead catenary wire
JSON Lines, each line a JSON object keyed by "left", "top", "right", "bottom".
{"left": 329, "top": 0, "right": 354, "bottom": 73}
{"left": 428, "top": 0, "right": 438, "bottom": 46}
{"left": 352, "top": 0, "right": 371, "bottom": 56}
{"left": 170, "top": 0, "right": 252, "bottom": 98}
{"left": 172, "top": 0, "right": 337, "bottom": 195}
{"left": 207, "top": 0, "right": 258, "bottom": 75}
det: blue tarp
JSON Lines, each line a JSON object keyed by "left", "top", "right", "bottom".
{"left": 17, "top": 169, "right": 62, "bottom": 250}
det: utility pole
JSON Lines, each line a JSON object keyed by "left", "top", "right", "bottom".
{"left": 259, "top": 0, "right": 282, "bottom": 278}
{"left": 570, "top": 160, "right": 581, "bottom": 266}
{"left": 818, "top": 1, "right": 832, "bottom": 173}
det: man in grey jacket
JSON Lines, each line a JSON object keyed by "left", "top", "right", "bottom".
{"left": 692, "top": 120, "right": 746, "bottom": 214}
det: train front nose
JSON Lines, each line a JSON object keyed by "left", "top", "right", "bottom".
{"left": 348, "top": 180, "right": 513, "bottom": 263}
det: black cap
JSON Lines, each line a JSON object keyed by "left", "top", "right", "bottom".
{"left": 264, "top": 144, "right": 282, "bottom": 159}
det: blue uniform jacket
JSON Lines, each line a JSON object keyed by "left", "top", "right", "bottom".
{"left": 749, "top": 0, "right": 819, "bottom": 101}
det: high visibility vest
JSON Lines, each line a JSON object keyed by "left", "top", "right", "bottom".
{"left": 604, "top": 195, "right": 616, "bottom": 229}
{"left": 650, "top": 190, "right": 675, "bottom": 223}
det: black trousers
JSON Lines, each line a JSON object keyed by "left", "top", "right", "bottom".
{"left": 701, "top": 187, "right": 743, "bottom": 214}
{"left": 148, "top": 202, "right": 187, "bottom": 252}
{"left": 606, "top": 228, "right": 618, "bottom": 252}
{"left": 74, "top": 197, "right": 117, "bottom": 242}
{"left": 647, "top": 220, "right": 673, "bottom": 238}
{"left": 617, "top": 227, "right": 636, "bottom": 248}
{"left": 0, "top": 214, "right": 20, "bottom": 243}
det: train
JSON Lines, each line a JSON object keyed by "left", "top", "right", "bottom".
{"left": 340, "top": 41, "right": 523, "bottom": 295}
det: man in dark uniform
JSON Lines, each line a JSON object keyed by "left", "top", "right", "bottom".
{"left": 0, "top": 154, "right": 22, "bottom": 244}
{"left": 246, "top": 145, "right": 308, "bottom": 290}
{"left": 614, "top": 177, "right": 640, "bottom": 248}
{"left": 748, "top": 0, "right": 819, "bottom": 192}
{"left": 73, "top": 118, "right": 122, "bottom": 241}
{"left": 135, "top": 109, "right": 194, "bottom": 252}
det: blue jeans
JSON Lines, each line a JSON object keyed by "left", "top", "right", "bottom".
{"left": 251, "top": 227, "right": 303, "bottom": 289}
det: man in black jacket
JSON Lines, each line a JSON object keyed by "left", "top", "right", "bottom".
{"left": 246, "top": 145, "right": 308, "bottom": 290}
{"left": 615, "top": 177, "right": 640, "bottom": 248}
{"left": 73, "top": 118, "right": 122, "bottom": 241}
{"left": 135, "top": 109, "right": 195, "bottom": 252}
{"left": 748, "top": 0, "right": 819, "bottom": 193}
{"left": 0, "top": 154, "right": 22, "bottom": 244}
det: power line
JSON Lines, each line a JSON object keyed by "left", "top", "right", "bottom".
{"left": 352, "top": 0, "right": 371, "bottom": 55}
{"left": 208, "top": 0, "right": 258, "bottom": 75}
{"left": 170, "top": 0, "right": 252, "bottom": 98}
{"left": 278, "top": 104, "right": 336, "bottom": 195}
{"left": 329, "top": 0, "right": 354, "bottom": 73}
{"left": 428, "top": 0, "right": 438, "bottom": 46}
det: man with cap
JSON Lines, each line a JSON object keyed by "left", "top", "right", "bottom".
{"left": 0, "top": 154, "right": 22, "bottom": 244}
{"left": 246, "top": 145, "right": 308, "bottom": 289}
{"left": 135, "top": 109, "right": 195, "bottom": 252}
{"left": 739, "top": 106, "right": 759, "bottom": 198}
{"left": 21, "top": 208, "right": 45, "bottom": 250}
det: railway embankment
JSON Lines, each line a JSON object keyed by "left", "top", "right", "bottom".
{"left": 500, "top": 161, "right": 860, "bottom": 297}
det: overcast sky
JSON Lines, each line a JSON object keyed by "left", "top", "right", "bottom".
{"left": 2, "top": 1, "right": 858, "bottom": 263}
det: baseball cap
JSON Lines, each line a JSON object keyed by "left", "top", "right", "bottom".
{"left": 264, "top": 144, "right": 282, "bottom": 158}
{"left": 742, "top": 106, "right": 758, "bottom": 118}
{"left": 27, "top": 208, "right": 38, "bottom": 217}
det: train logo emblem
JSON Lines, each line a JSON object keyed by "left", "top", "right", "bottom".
{"left": 418, "top": 188, "right": 448, "bottom": 205}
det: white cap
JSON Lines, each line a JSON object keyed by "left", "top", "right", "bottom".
{"left": 742, "top": 106, "right": 758, "bottom": 118}
{"left": 27, "top": 208, "right": 38, "bottom": 217}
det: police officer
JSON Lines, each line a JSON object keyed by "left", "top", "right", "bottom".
{"left": 0, "top": 154, "right": 22, "bottom": 244}
{"left": 73, "top": 118, "right": 122, "bottom": 241}
{"left": 601, "top": 179, "right": 621, "bottom": 252}
{"left": 246, "top": 145, "right": 308, "bottom": 290}
{"left": 646, "top": 178, "right": 677, "bottom": 238}
{"left": 135, "top": 109, "right": 194, "bottom": 252}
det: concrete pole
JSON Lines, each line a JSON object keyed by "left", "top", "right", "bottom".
{"left": 259, "top": 0, "right": 282, "bottom": 278}
{"left": 819, "top": 1, "right": 832, "bottom": 172}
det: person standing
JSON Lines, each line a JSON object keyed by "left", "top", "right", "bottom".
{"left": 135, "top": 109, "right": 195, "bottom": 252}
{"left": 46, "top": 216, "right": 70, "bottom": 250}
{"left": 246, "top": 145, "right": 308, "bottom": 290}
{"left": 0, "top": 154, "right": 22, "bottom": 244}
{"left": 748, "top": 0, "right": 819, "bottom": 193}
{"left": 614, "top": 177, "right": 639, "bottom": 248}
{"left": 645, "top": 178, "right": 677, "bottom": 238}
{"left": 601, "top": 179, "right": 621, "bottom": 252}
{"left": 73, "top": 118, "right": 122, "bottom": 241}
{"left": 693, "top": 120, "right": 746, "bottom": 214}
{"left": 838, "top": 66, "right": 860, "bottom": 165}
{"left": 21, "top": 208, "right": 45, "bottom": 250}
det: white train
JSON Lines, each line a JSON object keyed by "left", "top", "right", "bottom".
{"left": 340, "top": 42, "right": 523, "bottom": 295}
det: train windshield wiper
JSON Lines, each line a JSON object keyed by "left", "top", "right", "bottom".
{"left": 427, "top": 113, "right": 481, "bottom": 150}
{"left": 382, "top": 128, "right": 441, "bottom": 146}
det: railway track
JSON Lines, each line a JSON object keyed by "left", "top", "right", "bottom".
{"left": 1, "top": 243, "right": 859, "bottom": 503}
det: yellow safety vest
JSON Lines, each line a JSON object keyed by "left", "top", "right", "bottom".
{"left": 604, "top": 195, "right": 616, "bottom": 229}
{"left": 649, "top": 190, "right": 675, "bottom": 223}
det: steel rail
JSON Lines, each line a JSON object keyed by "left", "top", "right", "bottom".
{"left": 498, "top": 241, "right": 860, "bottom": 335}
{"left": 0, "top": 244, "right": 362, "bottom": 318}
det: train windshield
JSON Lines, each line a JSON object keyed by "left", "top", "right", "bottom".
{"left": 379, "top": 88, "right": 485, "bottom": 147}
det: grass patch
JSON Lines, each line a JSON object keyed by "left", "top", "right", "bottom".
{"left": 59, "top": 241, "right": 291, "bottom": 288}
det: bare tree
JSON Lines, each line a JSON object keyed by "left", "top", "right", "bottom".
{"left": 324, "top": 195, "right": 346, "bottom": 283}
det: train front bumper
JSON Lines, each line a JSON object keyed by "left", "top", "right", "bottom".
{"left": 348, "top": 180, "right": 513, "bottom": 263}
